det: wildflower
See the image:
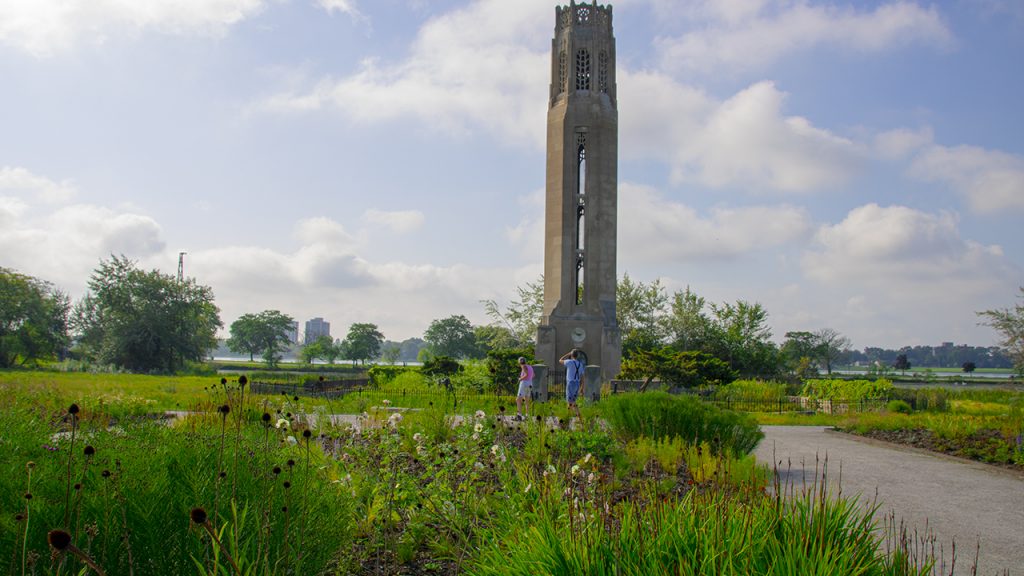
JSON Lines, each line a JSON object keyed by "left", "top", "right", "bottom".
{"left": 583, "top": 453, "right": 592, "bottom": 464}
{"left": 474, "top": 422, "right": 484, "bottom": 433}
{"left": 587, "top": 472, "right": 596, "bottom": 484}
{"left": 474, "top": 410, "right": 486, "bottom": 419}
{"left": 471, "top": 433, "right": 480, "bottom": 441}
{"left": 382, "top": 399, "right": 391, "bottom": 406}
{"left": 413, "top": 432, "right": 424, "bottom": 443}
{"left": 490, "top": 445, "right": 500, "bottom": 456}
{"left": 571, "top": 464, "right": 580, "bottom": 476}
{"left": 286, "top": 436, "right": 297, "bottom": 446}
{"left": 276, "top": 419, "right": 289, "bottom": 430}
{"left": 474, "top": 461, "right": 484, "bottom": 470}
{"left": 388, "top": 413, "right": 403, "bottom": 427}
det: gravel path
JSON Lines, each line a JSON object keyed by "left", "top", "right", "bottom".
{"left": 754, "top": 426, "right": 1024, "bottom": 576}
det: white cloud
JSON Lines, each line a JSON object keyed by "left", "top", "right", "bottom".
{"left": 616, "top": 71, "right": 869, "bottom": 194}
{"left": 0, "top": 166, "right": 77, "bottom": 203}
{"left": 620, "top": 183, "right": 812, "bottom": 263}
{"left": 0, "top": 0, "right": 266, "bottom": 57}
{"left": 655, "top": 1, "right": 953, "bottom": 74}
{"left": 316, "top": 0, "right": 359, "bottom": 17}
{"left": 361, "top": 209, "right": 425, "bottom": 234}
{"left": 873, "top": 127, "right": 933, "bottom": 160}
{"left": 259, "top": 0, "right": 551, "bottom": 147}
{"left": 909, "top": 144, "right": 1024, "bottom": 213}
{"left": 505, "top": 188, "right": 545, "bottom": 259}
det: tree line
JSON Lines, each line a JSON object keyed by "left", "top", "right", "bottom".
{"left": 2, "top": 259, "right": 1022, "bottom": 377}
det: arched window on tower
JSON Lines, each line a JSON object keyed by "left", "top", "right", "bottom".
{"left": 575, "top": 131, "right": 587, "bottom": 305}
{"left": 575, "top": 49, "right": 591, "bottom": 91}
{"left": 598, "top": 51, "right": 608, "bottom": 93}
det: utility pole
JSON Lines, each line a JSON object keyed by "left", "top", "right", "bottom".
{"left": 177, "top": 252, "right": 187, "bottom": 282}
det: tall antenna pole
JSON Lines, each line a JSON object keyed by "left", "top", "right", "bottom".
{"left": 177, "top": 252, "right": 187, "bottom": 282}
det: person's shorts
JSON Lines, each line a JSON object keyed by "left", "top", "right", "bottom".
{"left": 517, "top": 380, "right": 532, "bottom": 398}
{"left": 566, "top": 380, "right": 580, "bottom": 404}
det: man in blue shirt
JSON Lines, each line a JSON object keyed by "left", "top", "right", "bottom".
{"left": 559, "top": 348, "right": 585, "bottom": 424}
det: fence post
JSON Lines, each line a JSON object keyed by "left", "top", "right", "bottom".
{"left": 584, "top": 365, "right": 601, "bottom": 403}
{"left": 535, "top": 365, "right": 549, "bottom": 402}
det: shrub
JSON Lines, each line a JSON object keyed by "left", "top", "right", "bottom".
{"left": 886, "top": 399, "right": 913, "bottom": 414}
{"left": 484, "top": 348, "right": 536, "bottom": 395}
{"left": 368, "top": 364, "right": 418, "bottom": 386}
{"left": 889, "top": 387, "right": 949, "bottom": 412}
{"left": 713, "top": 379, "right": 788, "bottom": 402}
{"left": 800, "top": 378, "right": 893, "bottom": 401}
{"left": 599, "top": 391, "right": 763, "bottom": 455}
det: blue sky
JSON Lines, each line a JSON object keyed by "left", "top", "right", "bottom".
{"left": 1, "top": 0, "right": 1022, "bottom": 349}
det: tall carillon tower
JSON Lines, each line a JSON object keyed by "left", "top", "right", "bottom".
{"left": 536, "top": 1, "right": 621, "bottom": 383}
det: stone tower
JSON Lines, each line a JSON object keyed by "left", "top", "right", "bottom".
{"left": 536, "top": 1, "right": 621, "bottom": 384}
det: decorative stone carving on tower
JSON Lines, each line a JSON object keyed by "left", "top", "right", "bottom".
{"left": 536, "top": 1, "right": 621, "bottom": 385}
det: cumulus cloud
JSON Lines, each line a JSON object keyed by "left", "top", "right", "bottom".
{"left": 316, "top": 0, "right": 360, "bottom": 17}
{"left": 909, "top": 145, "right": 1024, "bottom": 213}
{"left": 259, "top": 0, "right": 551, "bottom": 147}
{"left": 0, "top": 166, "right": 77, "bottom": 203}
{"left": 361, "top": 209, "right": 425, "bottom": 234}
{"left": 655, "top": 0, "right": 953, "bottom": 74}
{"left": 0, "top": 0, "right": 266, "bottom": 57}
{"left": 620, "top": 183, "right": 812, "bottom": 263}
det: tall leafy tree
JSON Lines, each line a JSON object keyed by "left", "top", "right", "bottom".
{"left": 0, "top": 268, "right": 70, "bottom": 367}
{"left": 424, "top": 314, "right": 479, "bottom": 359}
{"left": 342, "top": 322, "right": 384, "bottom": 364}
{"left": 482, "top": 276, "right": 544, "bottom": 348}
{"left": 665, "top": 287, "right": 711, "bottom": 352}
{"left": 300, "top": 335, "right": 339, "bottom": 364}
{"left": 227, "top": 310, "right": 294, "bottom": 367}
{"left": 781, "top": 331, "right": 820, "bottom": 377}
{"left": 616, "top": 274, "right": 668, "bottom": 357}
{"left": 813, "top": 328, "right": 851, "bottom": 375}
{"left": 978, "top": 287, "right": 1024, "bottom": 376}
{"left": 72, "top": 255, "right": 221, "bottom": 372}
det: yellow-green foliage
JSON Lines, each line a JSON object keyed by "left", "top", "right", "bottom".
{"left": 713, "top": 380, "right": 788, "bottom": 402}
{"left": 800, "top": 378, "right": 893, "bottom": 401}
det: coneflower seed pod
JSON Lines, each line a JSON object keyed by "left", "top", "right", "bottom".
{"left": 84, "top": 445, "right": 95, "bottom": 456}
{"left": 48, "top": 529, "right": 72, "bottom": 551}
{"left": 220, "top": 378, "right": 227, "bottom": 385}
{"left": 238, "top": 375, "right": 248, "bottom": 386}
{"left": 303, "top": 430, "right": 312, "bottom": 439}
{"left": 262, "top": 412, "right": 271, "bottom": 423}
{"left": 190, "top": 507, "right": 208, "bottom": 525}
{"left": 68, "top": 404, "right": 80, "bottom": 415}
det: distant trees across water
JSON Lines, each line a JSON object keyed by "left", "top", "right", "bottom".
{"left": 843, "top": 344, "right": 1013, "bottom": 370}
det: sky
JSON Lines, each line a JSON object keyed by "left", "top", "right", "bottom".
{"left": 1, "top": 0, "right": 1022, "bottom": 350}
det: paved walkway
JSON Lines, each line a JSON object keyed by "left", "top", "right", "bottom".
{"left": 754, "top": 426, "right": 1024, "bottom": 576}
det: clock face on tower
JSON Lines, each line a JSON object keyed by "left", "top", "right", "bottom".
{"left": 571, "top": 327, "right": 587, "bottom": 344}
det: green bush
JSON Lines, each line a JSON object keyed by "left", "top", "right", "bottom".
{"left": 889, "top": 387, "right": 949, "bottom": 412}
{"left": 886, "top": 399, "right": 913, "bottom": 414}
{"left": 484, "top": 348, "right": 536, "bottom": 395}
{"left": 800, "top": 378, "right": 893, "bottom": 401}
{"left": 599, "top": 391, "right": 763, "bottom": 455}
{"left": 713, "top": 379, "right": 788, "bottom": 402}
{"left": 367, "top": 364, "right": 419, "bottom": 386}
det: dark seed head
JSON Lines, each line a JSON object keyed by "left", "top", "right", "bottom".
{"left": 47, "top": 529, "right": 72, "bottom": 551}
{"left": 190, "top": 507, "right": 208, "bottom": 525}
{"left": 83, "top": 445, "right": 95, "bottom": 456}
{"left": 536, "top": 415, "right": 542, "bottom": 422}
{"left": 286, "top": 412, "right": 292, "bottom": 418}
{"left": 303, "top": 430, "right": 312, "bottom": 439}
{"left": 218, "top": 404, "right": 230, "bottom": 415}
{"left": 499, "top": 405, "right": 505, "bottom": 412}
{"left": 68, "top": 404, "right": 80, "bottom": 415}
{"left": 287, "top": 459, "right": 295, "bottom": 467}
{"left": 262, "top": 412, "right": 271, "bottom": 422}
{"left": 293, "top": 396, "right": 299, "bottom": 401}
{"left": 283, "top": 481, "right": 291, "bottom": 489}
{"left": 220, "top": 378, "right": 227, "bottom": 385}
{"left": 281, "top": 506, "right": 288, "bottom": 513}
{"left": 24, "top": 492, "right": 32, "bottom": 500}
{"left": 15, "top": 513, "right": 24, "bottom": 522}
{"left": 74, "top": 483, "right": 81, "bottom": 491}
{"left": 319, "top": 376, "right": 324, "bottom": 382}
{"left": 238, "top": 375, "right": 248, "bottom": 386}
{"left": 219, "top": 471, "right": 227, "bottom": 479}
{"left": 272, "top": 466, "right": 281, "bottom": 475}
{"left": 102, "top": 470, "right": 111, "bottom": 478}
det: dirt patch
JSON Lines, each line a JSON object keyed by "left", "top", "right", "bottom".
{"left": 846, "top": 427, "right": 1024, "bottom": 472}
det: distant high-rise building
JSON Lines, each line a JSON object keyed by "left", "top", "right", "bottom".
{"left": 287, "top": 321, "right": 299, "bottom": 344}
{"left": 304, "top": 317, "right": 331, "bottom": 344}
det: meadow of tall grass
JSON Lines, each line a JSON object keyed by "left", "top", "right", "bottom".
{"left": 0, "top": 372, "right": 955, "bottom": 575}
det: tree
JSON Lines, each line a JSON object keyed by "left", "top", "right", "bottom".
{"left": 978, "top": 287, "right": 1024, "bottom": 376}
{"left": 72, "top": 255, "right": 221, "bottom": 372}
{"left": 300, "top": 335, "right": 338, "bottom": 364}
{"left": 424, "top": 315, "right": 479, "bottom": 359}
{"left": 0, "top": 268, "right": 70, "bottom": 367}
{"left": 619, "top": 347, "right": 736, "bottom": 391}
{"left": 482, "top": 276, "right": 544, "bottom": 348}
{"left": 781, "top": 331, "right": 819, "bottom": 378}
{"left": 380, "top": 344, "right": 401, "bottom": 365}
{"left": 227, "top": 310, "right": 295, "bottom": 367}
{"left": 961, "top": 361, "right": 976, "bottom": 374}
{"left": 706, "top": 300, "right": 779, "bottom": 378}
{"left": 342, "top": 322, "right": 384, "bottom": 364}
{"left": 616, "top": 274, "right": 668, "bottom": 357}
{"left": 473, "top": 324, "right": 518, "bottom": 353}
{"left": 813, "top": 328, "right": 851, "bottom": 375}
{"left": 665, "top": 287, "right": 711, "bottom": 352}
{"left": 894, "top": 354, "right": 911, "bottom": 375}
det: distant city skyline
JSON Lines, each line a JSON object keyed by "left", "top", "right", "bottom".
{"left": 1, "top": 0, "right": 1022, "bottom": 349}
